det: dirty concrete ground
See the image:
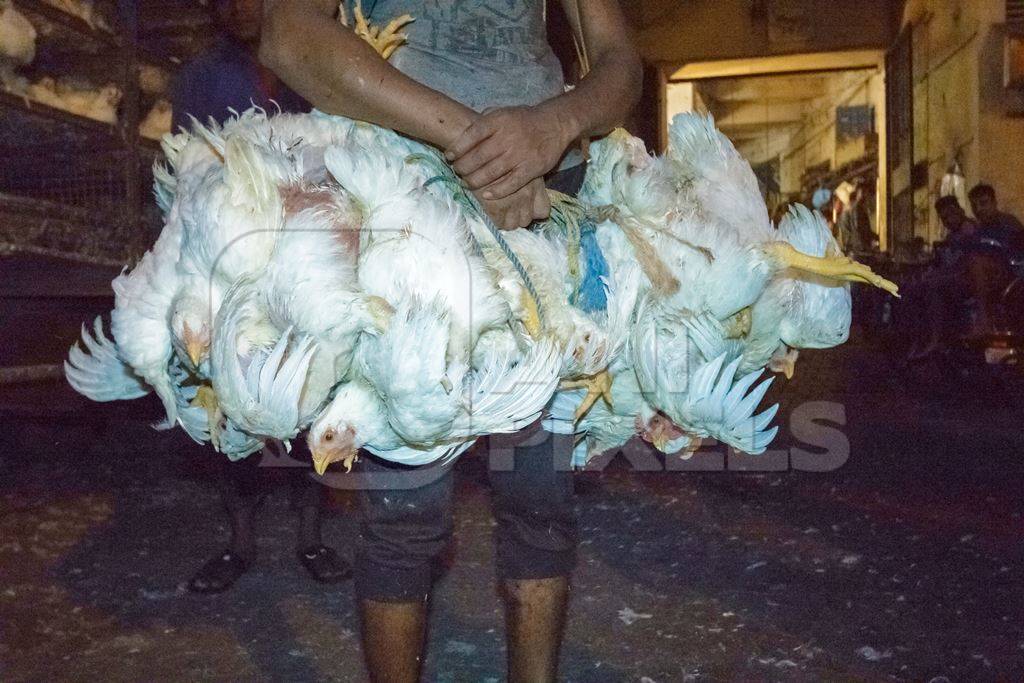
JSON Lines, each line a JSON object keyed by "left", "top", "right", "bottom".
{"left": 1, "top": 334, "right": 1022, "bottom": 682}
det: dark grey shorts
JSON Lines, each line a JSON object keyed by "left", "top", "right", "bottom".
{"left": 353, "top": 164, "right": 585, "bottom": 602}
{"left": 353, "top": 426, "right": 577, "bottom": 602}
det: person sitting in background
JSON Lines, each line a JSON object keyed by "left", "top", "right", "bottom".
{"left": 935, "top": 194, "right": 978, "bottom": 259}
{"left": 906, "top": 195, "right": 1011, "bottom": 359}
{"left": 904, "top": 197, "right": 970, "bottom": 358}
{"left": 171, "top": 0, "right": 350, "bottom": 593}
{"left": 967, "top": 183, "right": 1024, "bottom": 254}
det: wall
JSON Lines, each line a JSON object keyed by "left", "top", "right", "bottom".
{"left": 904, "top": 0, "right": 1024, "bottom": 242}
{"left": 776, "top": 71, "right": 885, "bottom": 194}
{"left": 664, "top": 82, "right": 710, "bottom": 119}
{"left": 636, "top": 0, "right": 896, "bottom": 67}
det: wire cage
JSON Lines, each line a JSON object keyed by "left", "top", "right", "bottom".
{"left": 0, "top": 0, "right": 169, "bottom": 267}
{"left": 0, "top": 96, "right": 160, "bottom": 265}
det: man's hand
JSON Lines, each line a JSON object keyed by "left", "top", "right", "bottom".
{"left": 446, "top": 104, "right": 578, "bottom": 201}
{"left": 476, "top": 177, "right": 551, "bottom": 230}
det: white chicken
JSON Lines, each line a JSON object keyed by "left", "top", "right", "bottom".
{"left": 206, "top": 182, "right": 393, "bottom": 445}
{"left": 630, "top": 297, "right": 779, "bottom": 454}
{"left": 324, "top": 138, "right": 512, "bottom": 365}
{"left": 547, "top": 370, "right": 695, "bottom": 468}
{"left": 563, "top": 117, "right": 895, "bottom": 457}
{"left": 68, "top": 102, "right": 895, "bottom": 470}
{"left": 683, "top": 204, "right": 855, "bottom": 378}
{"left": 308, "top": 296, "right": 559, "bottom": 472}
{"left": 166, "top": 119, "right": 297, "bottom": 372}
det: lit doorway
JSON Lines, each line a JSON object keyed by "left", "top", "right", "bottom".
{"left": 662, "top": 51, "right": 889, "bottom": 254}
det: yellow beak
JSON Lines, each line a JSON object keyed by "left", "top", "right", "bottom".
{"left": 186, "top": 340, "right": 205, "bottom": 367}
{"left": 311, "top": 450, "right": 332, "bottom": 476}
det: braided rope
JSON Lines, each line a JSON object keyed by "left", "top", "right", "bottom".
{"left": 544, "top": 190, "right": 586, "bottom": 304}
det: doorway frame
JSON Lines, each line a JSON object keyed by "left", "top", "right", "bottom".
{"left": 660, "top": 49, "right": 890, "bottom": 250}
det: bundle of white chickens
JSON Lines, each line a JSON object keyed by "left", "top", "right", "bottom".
{"left": 64, "top": 105, "right": 897, "bottom": 474}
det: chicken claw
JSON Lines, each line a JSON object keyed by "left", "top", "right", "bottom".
{"left": 560, "top": 370, "right": 613, "bottom": 421}
{"left": 191, "top": 384, "right": 223, "bottom": 450}
{"left": 724, "top": 307, "right": 751, "bottom": 338}
{"left": 768, "top": 242, "right": 899, "bottom": 296}
{"left": 338, "top": 0, "right": 414, "bottom": 60}
{"left": 366, "top": 295, "right": 395, "bottom": 333}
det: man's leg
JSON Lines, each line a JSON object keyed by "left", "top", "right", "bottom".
{"left": 188, "top": 457, "right": 264, "bottom": 593}
{"left": 963, "top": 251, "right": 1011, "bottom": 334}
{"left": 489, "top": 426, "right": 577, "bottom": 683}
{"left": 354, "top": 453, "right": 455, "bottom": 683}
{"left": 288, "top": 461, "right": 351, "bottom": 583}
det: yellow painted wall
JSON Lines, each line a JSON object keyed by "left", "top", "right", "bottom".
{"left": 776, "top": 72, "right": 884, "bottom": 195}
{"left": 978, "top": 24, "right": 1024, "bottom": 224}
{"left": 905, "top": 0, "right": 1024, "bottom": 242}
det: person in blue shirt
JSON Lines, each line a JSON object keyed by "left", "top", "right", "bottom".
{"left": 968, "top": 183, "right": 1024, "bottom": 254}
{"left": 171, "top": 0, "right": 306, "bottom": 133}
{"left": 172, "top": 0, "right": 350, "bottom": 594}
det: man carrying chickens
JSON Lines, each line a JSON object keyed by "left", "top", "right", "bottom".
{"left": 260, "top": 0, "right": 641, "bottom": 680}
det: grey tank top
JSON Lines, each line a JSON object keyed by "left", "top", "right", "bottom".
{"left": 363, "top": 0, "right": 565, "bottom": 112}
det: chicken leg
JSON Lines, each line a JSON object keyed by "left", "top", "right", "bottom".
{"left": 191, "top": 384, "right": 223, "bottom": 450}
{"left": 560, "top": 369, "right": 613, "bottom": 421}
{"left": 767, "top": 242, "right": 899, "bottom": 296}
{"left": 520, "top": 289, "right": 542, "bottom": 339}
{"left": 366, "top": 295, "right": 395, "bottom": 333}
{"left": 338, "top": 0, "right": 414, "bottom": 60}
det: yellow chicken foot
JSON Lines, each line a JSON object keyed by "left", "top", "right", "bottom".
{"left": 366, "top": 295, "right": 395, "bottom": 333}
{"left": 767, "top": 242, "right": 900, "bottom": 296}
{"left": 560, "top": 370, "right": 614, "bottom": 421}
{"left": 338, "top": 0, "right": 414, "bottom": 60}
{"left": 724, "top": 307, "right": 752, "bottom": 338}
{"left": 342, "top": 451, "right": 359, "bottom": 472}
{"left": 191, "top": 384, "right": 223, "bottom": 450}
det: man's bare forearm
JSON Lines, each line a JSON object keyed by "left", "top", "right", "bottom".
{"left": 548, "top": 0, "right": 642, "bottom": 141}
{"left": 538, "top": 49, "right": 641, "bottom": 144}
{"left": 259, "top": 0, "right": 475, "bottom": 148}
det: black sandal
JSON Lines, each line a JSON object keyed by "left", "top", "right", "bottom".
{"left": 298, "top": 545, "right": 352, "bottom": 584}
{"left": 187, "top": 550, "right": 252, "bottom": 594}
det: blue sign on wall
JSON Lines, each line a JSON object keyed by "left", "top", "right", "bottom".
{"left": 837, "top": 105, "right": 874, "bottom": 141}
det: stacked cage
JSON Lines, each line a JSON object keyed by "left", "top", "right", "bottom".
{"left": 0, "top": 0, "right": 171, "bottom": 265}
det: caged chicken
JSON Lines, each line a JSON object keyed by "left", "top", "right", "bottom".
{"left": 139, "top": 98, "right": 172, "bottom": 140}
{"left": 64, "top": 9, "right": 897, "bottom": 474}
{"left": 0, "top": 0, "right": 34, "bottom": 63}
{"left": 0, "top": 0, "right": 35, "bottom": 93}
{"left": 23, "top": 76, "right": 122, "bottom": 123}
